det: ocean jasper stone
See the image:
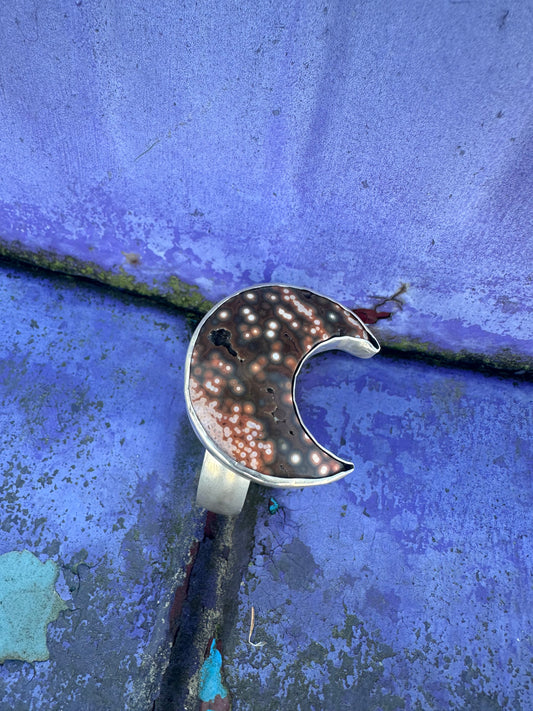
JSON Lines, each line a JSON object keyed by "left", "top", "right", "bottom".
{"left": 187, "top": 285, "right": 373, "bottom": 480}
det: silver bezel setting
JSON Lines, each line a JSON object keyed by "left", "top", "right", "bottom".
{"left": 184, "top": 283, "right": 380, "bottom": 490}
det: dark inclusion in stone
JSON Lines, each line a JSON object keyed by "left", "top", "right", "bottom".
{"left": 208, "top": 328, "right": 238, "bottom": 357}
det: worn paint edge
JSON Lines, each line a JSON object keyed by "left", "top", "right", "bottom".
{"left": 0, "top": 240, "right": 529, "bottom": 378}
{"left": 0, "top": 550, "right": 68, "bottom": 664}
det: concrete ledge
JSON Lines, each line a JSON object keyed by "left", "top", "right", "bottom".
{"left": 1, "top": 250, "right": 530, "bottom": 380}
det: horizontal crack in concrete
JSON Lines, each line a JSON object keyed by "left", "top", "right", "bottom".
{"left": 0, "top": 243, "right": 529, "bottom": 379}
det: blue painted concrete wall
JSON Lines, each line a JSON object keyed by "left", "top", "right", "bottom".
{"left": 0, "top": 267, "right": 530, "bottom": 709}
{"left": 0, "top": 0, "right": 531, "bottom": 364}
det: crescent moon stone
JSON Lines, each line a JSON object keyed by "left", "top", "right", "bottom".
{"left": 187, "top": 285, "right": 378, "bottom": 481}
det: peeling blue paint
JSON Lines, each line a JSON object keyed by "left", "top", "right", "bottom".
{"left": 198, "top": 640, "right": 228, "bottom": 703}
{"left": 268, "top": 498, "right": 279, "bottom": 515}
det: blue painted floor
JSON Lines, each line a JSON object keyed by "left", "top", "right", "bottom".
{"left": 219, "top": 353, "right": 533, "bottom": 710}
{"left": 0, "top": 262, "right": 531, "bottom": 710}
{"left": 0, "top": 262, "right": 205, "bottom": 709}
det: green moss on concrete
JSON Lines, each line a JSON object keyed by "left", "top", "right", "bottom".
{"left": 0, "top": 238, "right": 530, "bottom": 377}
{"left": 0, "top": 239, "right": 213, "bottom": 316}
{"left": 380, "top": 337, "right": 532, "bottom": 379}
{"left": 224, "top": 613, "right": 404, "bottom": 711}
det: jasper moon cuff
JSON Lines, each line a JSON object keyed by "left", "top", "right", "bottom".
{"left": 184, "top": 284, "right": 380, "bottom": 515}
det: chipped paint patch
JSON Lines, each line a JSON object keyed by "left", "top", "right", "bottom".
{"left": 0, "top": 550, "right": 68, "bottom": 663}
{"left": 198, "top": 639, "right": 230, "bottom": 710}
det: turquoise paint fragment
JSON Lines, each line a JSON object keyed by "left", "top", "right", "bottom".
{"left": 0, "top": 550, "right": 68, "bottom": 663}
{"left": 268, "top": 497, "right": 279, "bottom": 515}
{"left": 198, "top": 639, "right": 228, "bottom": 702}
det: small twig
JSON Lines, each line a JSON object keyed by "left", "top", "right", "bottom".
{"left": 370, "top": 283, "right": 408, "bottom": 310}
{"left": 134, "top": 138, "right": 161, "bottom": 161}
{"left": 248, "top": 606, "right": 266, "bottom": 648}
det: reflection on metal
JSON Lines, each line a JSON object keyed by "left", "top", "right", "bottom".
{"left": 196, "top": 451, "right": 250, "bottom": 515}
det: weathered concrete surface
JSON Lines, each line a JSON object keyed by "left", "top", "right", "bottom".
{"left": 0, "top": 0, "right": 532, "bottom": 364}
{"left": 217, "top": 354, "right": 533, "bottom": 710}
{"left": 0, "top": 262, "right": 205, "bottom": 709}
{"left": 0, "top": 260, "right": 530, "bottom": 710}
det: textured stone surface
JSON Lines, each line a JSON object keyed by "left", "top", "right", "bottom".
{"left": 0, "top": 0, "right": 532, "bottom": 363}
{"left": 218, "top": 353, "right": 533, "bottom": 710}
{"left": 0, "top": 263, "right": 205, "bottom": 709}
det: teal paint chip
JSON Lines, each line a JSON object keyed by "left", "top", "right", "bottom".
{"left": 268, "top": 497, "right": 279, "bottom": 515}
{"left": 198, "top": 639, "right": 228, "bottom": 703}
{"left": 0, "top": 550, "right": 68, "bottom": 663}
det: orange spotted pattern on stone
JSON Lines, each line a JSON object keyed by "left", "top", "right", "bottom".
{"left": 188, "top": 286, "right": 368, "bottom": 479}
